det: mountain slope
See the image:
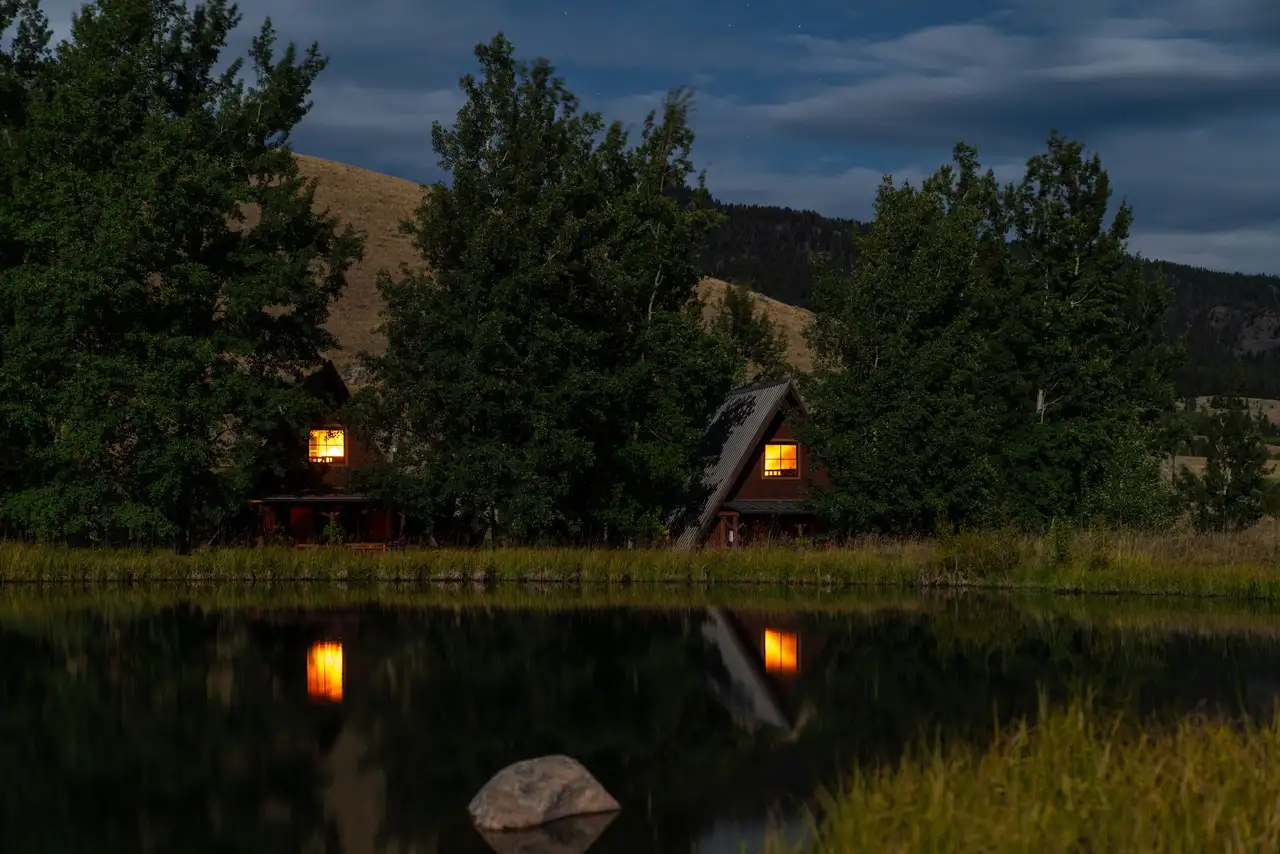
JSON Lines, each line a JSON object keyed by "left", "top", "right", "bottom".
{"left": 295, "top": 154, "right": 1279, "bottom": 397}
{"left": 293, "top": 155, "right": 816, "bottom": 384}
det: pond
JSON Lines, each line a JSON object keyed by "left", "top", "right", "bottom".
{"left": 5, "top": 588, "right": 1280, "bottom": 853}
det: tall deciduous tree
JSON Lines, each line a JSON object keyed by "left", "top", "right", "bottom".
{"left": 0, "top": 0, "right": 52, "bottom": 515}
{"left": 800, "top": 145, "right": 1005, "bottom": 534}
{"left": 0, "top": 0, "right": 362, "bottom": 547}
{"left": 356, "top": 33, "right": 740, "bottom": 544}
{"left": 1178, "top": 393, "right": 1270, "bottom": 532}
{"left": 712, "top": 282, "right": 789, "bottom": 381}
{"left": 994, "top": 133, "right": 1181, "bottom": 527}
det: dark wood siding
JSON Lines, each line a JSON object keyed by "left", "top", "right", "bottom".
{"left": 312, "top": 423, "right": 379, "bottom": 491}
{"left": 725, "top": 410, "right": 830, "bottom": 503}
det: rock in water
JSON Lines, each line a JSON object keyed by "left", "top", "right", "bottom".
{"left": 469, "top": 756, "right": 621, "bottom": 831}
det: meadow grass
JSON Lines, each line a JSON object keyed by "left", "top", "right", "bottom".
{"left": 776, "top": 696, "right": 1280, "bottom": 854}
{"left": 4, "top": 518, "right": 1280, "bottom": 597}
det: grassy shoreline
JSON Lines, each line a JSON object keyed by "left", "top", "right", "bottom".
{"left": 5, "top": 520, "right": 1280, "bottom": 597}
{"left": 12, "top": 584, "right": 1280, "bottom": 642}
{"left": 778, "top": 697, "right": 1280, "bottom": 853}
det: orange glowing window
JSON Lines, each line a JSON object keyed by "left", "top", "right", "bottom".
{"left": 307, "top": 641, "right": 343, "bottom": 702}
{"left": 763, "top": 629, "right": 798, "bottom": 674}
{"left": 308, "top": 429, "right": 346, "bottom": 464}
{"left": 763, "top": 443, "right": 798, "bottom": 478}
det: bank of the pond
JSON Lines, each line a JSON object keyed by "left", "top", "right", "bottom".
{"left": 12, "top": 582, "right": 1280, "bottom": 644}
{"left": 3, "top": 521, "right": 1280, "bottom": 597}
{"left": 777, "top": 698, "right": 1280, "bottom": 854}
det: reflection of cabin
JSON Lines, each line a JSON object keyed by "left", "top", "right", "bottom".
{"left": 675, "top": 377, "right": 829, "bottom": 550}
{"left": 701, "top": 608, "right": 825, "bottom": 736}
{"left": 251, "top": 362, "right": 397, "bottom": 546}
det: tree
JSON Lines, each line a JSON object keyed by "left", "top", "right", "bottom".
{"left": 1177, "top": 394, "right": 1270, "bottom": 532}
{"left": 711, "top": 282, "right": 789, "bottom": 381}
{"left": 992, "top": 133, "right": 1182, "bottom": 527}
{"left": 0, "top": 0, "right": 51, "bottom": 516}
{"left": 799, "top": 145, "right": 1005, "bottom": 535}
{"left": 355, "top": 33, "right": 740, "bottom": 545}
{"left": 0, "top": 0, "right": 362, "bottom": 547}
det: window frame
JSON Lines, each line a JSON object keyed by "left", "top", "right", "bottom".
{"left": 308, "top": 427, "right": 348, "bottom": 466}
{"left": 762, "top": 441, "right": 800, "bottom": 480}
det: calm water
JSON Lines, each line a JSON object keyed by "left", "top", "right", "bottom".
{"left": 6, "top": 592, "right": 1280, "bottom": 853}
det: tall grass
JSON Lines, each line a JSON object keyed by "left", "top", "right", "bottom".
{"left": 778, "top": 696, "right": 1280, "bottom": 853}
{"left": 4, "top": 518, "right": 1280, "bottom": 597}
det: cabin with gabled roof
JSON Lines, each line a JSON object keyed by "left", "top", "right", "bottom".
{"left": 674, "top": 376, "right": 829, "bottom": 550}
{"left": 250, "top": 361, "right": 396, "bottom": 548}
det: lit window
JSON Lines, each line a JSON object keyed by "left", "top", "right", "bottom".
{"left": 307, "top": 641, "right": 343, "bottom": 702}
{"left": 763, "top": 629, "right": 798, "bottom": 674}
{"left": 309, "top": 429, "right": 346, "bottom": 464}
{"left": 763, "top": 443, "right": 798, "bottom": 478}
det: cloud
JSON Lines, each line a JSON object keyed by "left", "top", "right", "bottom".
{"left": 699, "top": 153, "right": 1026, "bottom": 222}
{"left": 751, "top": 22, "right": 1280, "bottom": 153}
{"left": 305, "top": 82, "right": 464, "bottom": 136}
{"left": 27, "top": 0, "right": 1280, "bottom": 274}
{"left": 1130, "top": 226, "right": 1280, "bottom": 276}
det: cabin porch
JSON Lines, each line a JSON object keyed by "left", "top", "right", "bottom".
{"left": 252, "top": 494, "right": 403, "bottom": 547}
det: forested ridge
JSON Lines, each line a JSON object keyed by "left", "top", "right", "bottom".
{"left": 697, "top": 201, "right": 1280, "bottom": 397}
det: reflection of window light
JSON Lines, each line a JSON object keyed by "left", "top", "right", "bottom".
{"left": 309, "top": 429, "right": 346, "bottom": 464}
{"left": 763, "top": 629, "right": 798, "bottom": 674}
{"left": 307, "top": 641, "right": 343, "bottom": 702}
{"left": 763, "top": 443, "right": 798, "bottom": 478}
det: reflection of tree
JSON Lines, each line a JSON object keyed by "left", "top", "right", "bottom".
{"left": 354, "top": 609, "right": 770, "bottom": 853}
{"left": 0, "top": 609, "right": 339, "bottom": 853}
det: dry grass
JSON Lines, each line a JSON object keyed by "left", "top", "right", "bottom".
{"left": 781, "top": 697, "right": 1280, "bottom": 854}
{"left": 697, "top": 278, "right": 815, "bottom": 371}
{"left": 1104, "top": 516, "right": 1280, "bottom": 567}
{"left": 1171, "top": 454, "right": 1280, "bottom": 477}
{"left": 7, "top": 518, "right": 1280, "bottom": 597}
{"left": 1193, "top": 396, "right": 1280, "bottom": 427}
{"left": 283, "top": 155, "right": 816, "bottom": 385}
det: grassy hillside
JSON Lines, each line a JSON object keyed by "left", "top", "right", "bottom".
{"left": 293, "top": 154, "right": 1280, "bottom": 397}
{"left": 292, "top": 155, "right": 817, "bottom": 385}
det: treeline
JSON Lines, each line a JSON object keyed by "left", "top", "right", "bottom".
{"left": 0, "top": 1, "right": 1270, "bottom": 548}
{"left": 695, "top": 191, "right": 1280, "bottom": 400}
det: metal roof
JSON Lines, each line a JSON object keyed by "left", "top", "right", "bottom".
{"left": 672, "top": 376, "right": 802, "bottom": 550}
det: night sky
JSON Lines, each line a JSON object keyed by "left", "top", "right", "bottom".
{"left": 41, "top": 0, "right": 1280, "bottom": 274}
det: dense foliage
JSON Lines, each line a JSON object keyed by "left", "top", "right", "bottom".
{"left": 696, "top": 198, "right": 1280, "bottom": 401}
{"left": 1178, "top": 393, "right": 1271, "bottom": 532}
{"left": 0, "top": 3, "right": 1270, "bottom": 547}
{"left": 0, "top": 0, "right": 361, "bottom": 548}
{"left": 710, "top": 282, "right": 789, "bottom": 381}
{"left": 800, "top": 146, "right": 1003, "bottom": 534}
{"left": 353, "top": 34, "right": 741, "bottom": 544}
{"left": 801, "top": 137, "right": 1184, "bottom": 535}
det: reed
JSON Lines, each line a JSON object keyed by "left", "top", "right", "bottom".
{"left": 778, "top": 696, "right": 1280, "bottom": 853}
{"left": 2, "top": 518, "right": 1280, "bottom": 598}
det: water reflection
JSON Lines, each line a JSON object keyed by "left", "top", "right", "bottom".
{"left": 5, "top": 596, "right": 1280, "bottom": 853}
{"left": 308, "top": 640, "right": 344, "bottom": 703}
{"left": 478, "top": 812, "right": 618, "bottom": 854}
{"left": 762, "top": 629, "right": 798, "bottom": 675}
